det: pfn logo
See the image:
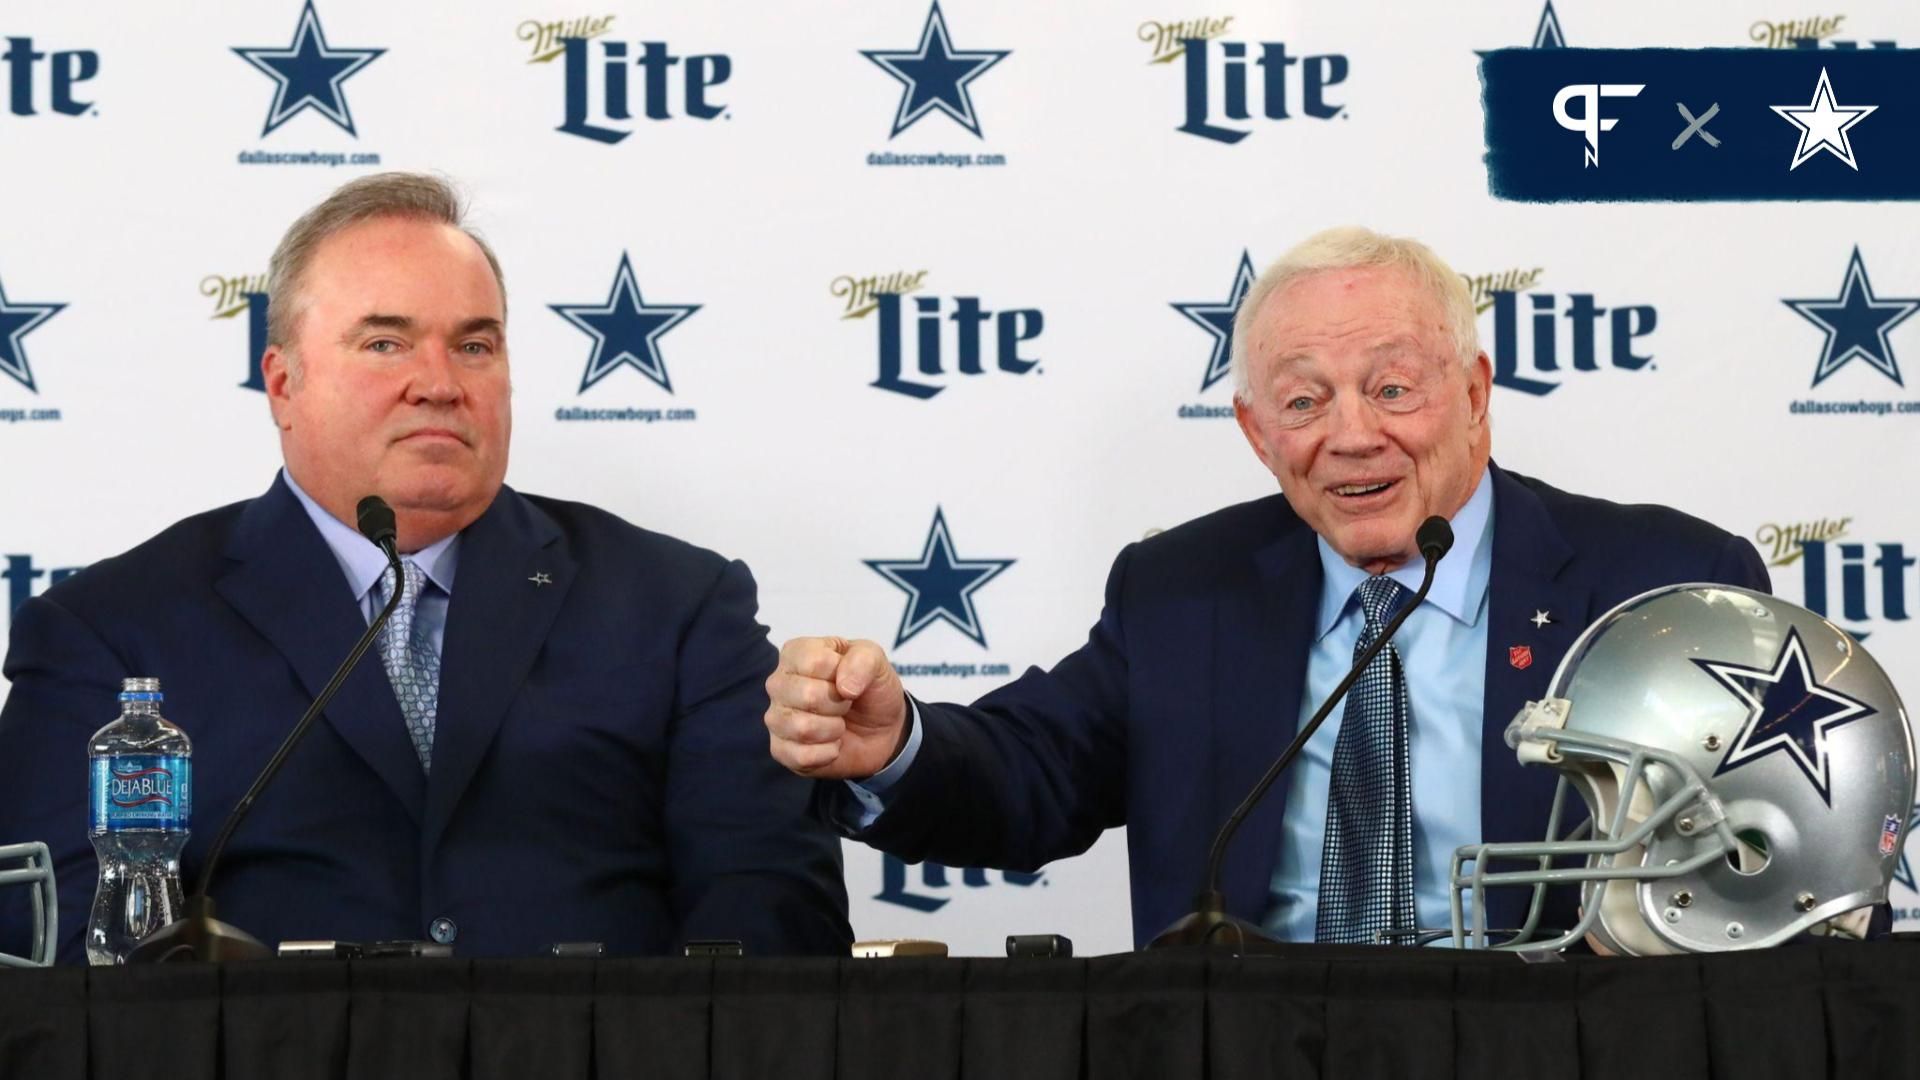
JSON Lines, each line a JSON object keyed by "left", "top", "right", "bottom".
{"left": 2, "top": 37, "right": 98, "bottom": 117}
{"left": 872, "top": 293, "right": 1043, "bottom": 400}
{"left": 1177, "top": 38, "right": 1348, "bottom": 144}
{"left": 558, "top": 38, "right": 730, "bottom": 143}
{"left": 1486, "top": 290, "right": 1657, "bottom": 395}
{"left": 1551, "top": 83, "right": 1643, "bottom": 166}
{"left": 876, "top": 855, "right": 1042, "bottom": 912}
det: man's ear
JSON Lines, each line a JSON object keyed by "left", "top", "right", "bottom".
{"left": 1467, "top": 351, "right": 1493, "bottom": 429}
{"left": 262, "top": 347, "right": 294, "bottom": 431}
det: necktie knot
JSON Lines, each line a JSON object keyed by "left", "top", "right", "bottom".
{"left": 1355, "top": 576, "right": 1409, "bottom": 632}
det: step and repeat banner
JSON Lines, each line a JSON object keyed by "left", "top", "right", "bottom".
{"left": 1, "top": 0, "right": 1915, "bottom": 955}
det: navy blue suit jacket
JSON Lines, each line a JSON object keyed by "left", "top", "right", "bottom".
{"left": 0, "top": 477, "right": 851, "bottom": 962}
{"left": 826, "top": 466, "right": 1770, "bottom": 947}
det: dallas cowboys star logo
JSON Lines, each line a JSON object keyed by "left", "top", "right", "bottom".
{"left": 233, "top": 0, "right": 384, "bottom": 138}
{"left": 862, "top": 2, "right": 1010, "bottom": 139}
{"left": 0, "top": 274, "right": 66, "bottom": 394}
{"left": 1770, "top": 67, "right": 1876, "bottom": 171}
{"left": 1697, "top": 626, "right": 1877, "bottom": 806}
{"left": 1532, "top": 2, "right": 1567, "bottom": 48}
{"left": 1783, "top": 247, "right": 1918, "bottom": 388}
{"left": 550, "top": 253, "right": 701, "bottom": 394}
{"left": 865, "top": 507, "right": 1014, "bottom": 649}
{"left": 1171, "top": 251, "right": 1255, "bottom": 393}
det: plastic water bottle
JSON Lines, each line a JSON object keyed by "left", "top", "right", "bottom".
{"left": 86, "top": 677, "right": 191, "bottom": 965}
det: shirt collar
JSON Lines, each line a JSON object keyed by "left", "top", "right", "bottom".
{"left": 282, "top": 468, "right": 461, "bottom": 602}
{"left": 1312, "top": 465, "right": 1495, "bottom": 640}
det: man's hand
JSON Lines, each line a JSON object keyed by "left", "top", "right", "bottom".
{"left": 765, "top": 637, "right": 909, "bottom": 781}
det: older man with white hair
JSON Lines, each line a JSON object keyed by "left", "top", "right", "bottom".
{"left": 766, "top": 226, "right": 1770, "bottom": 948}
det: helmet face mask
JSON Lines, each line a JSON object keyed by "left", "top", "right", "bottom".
{"left": 1452, "top": 585, "right": 1914, "bottom": 956}
{"left": 0, "top": 841, "right": 56, "bottom": 968}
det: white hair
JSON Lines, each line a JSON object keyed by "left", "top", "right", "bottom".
{"left": 1230, "top": 226, "right": 1479, "bottom": 403}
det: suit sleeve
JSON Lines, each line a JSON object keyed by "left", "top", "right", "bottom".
{"left": 1712, "top": 534, "right": 1772, "bottom": 595}
{"left": 0, "top": 594, "right": 132, "bottom": 964}
{"left": 664, "top": 559, "right": 852, "bottom": 956}
{"left": 816, "top": 543, "right": 1136, "bottom": 872}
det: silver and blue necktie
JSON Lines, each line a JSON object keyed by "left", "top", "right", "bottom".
{"left": 376, "top": 559, "right": 439, "bottom": 773}
{"left": 1315, "top": 575, "right": 1418, "bottom": 945}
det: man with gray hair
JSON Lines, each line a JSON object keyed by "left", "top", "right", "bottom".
{"left": 0, "top": 173, "right": 851, "bottom": 961}
{"left": 767, "top": 226, "right": 1768, "bottom": 948}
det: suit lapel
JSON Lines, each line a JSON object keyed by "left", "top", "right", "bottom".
{"left": 215, "top": 476, "right": 426, "bottom": 824}
{"left": 422, "top": 488, "right": 575, "bottom": 852}
{"left": 1479, "top": 466, "right": 1588, "bottom": 927}
{"left": 1210, "top": 517, "right": 1320, "bottom": 921}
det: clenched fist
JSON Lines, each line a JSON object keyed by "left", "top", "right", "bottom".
{"left": 764, "top": 637, "right": 909, "bottom": 780}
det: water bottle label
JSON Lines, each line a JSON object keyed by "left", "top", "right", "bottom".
{"left": 91, "top": 755, "right": 191, "bottom": 832}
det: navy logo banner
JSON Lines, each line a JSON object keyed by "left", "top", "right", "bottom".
{"left": 1481, "top": 48, "right": 1920, "bottom": 201}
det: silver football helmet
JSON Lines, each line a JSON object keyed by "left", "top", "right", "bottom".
{"left": 1451, "top": 584, "right": 1914, "bottom": 955}
{"left": 0, "top": 841, "right": 56, "bottom": 967}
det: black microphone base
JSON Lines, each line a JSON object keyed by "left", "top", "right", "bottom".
{"left": 127, "top": 896, "right": 271, "bottom": 963}
{"left": 1146, "top": 890, "right": 1281, "bottom": 950}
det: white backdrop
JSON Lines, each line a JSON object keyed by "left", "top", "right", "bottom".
{"left": 1, "top": 0, "right": 1915, "bottom": 956}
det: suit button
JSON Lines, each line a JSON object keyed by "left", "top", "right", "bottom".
{"left": 429, "top": 917, "right": 458, "bottom": 945}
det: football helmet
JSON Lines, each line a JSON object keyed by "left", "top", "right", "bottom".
{"left": 1451, "top": 584, "right": 1914, "bottom": 955}
{"left": 0, "top": 841, "right": 56, "bottom": 967}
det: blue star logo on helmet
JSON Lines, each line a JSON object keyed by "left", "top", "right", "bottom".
{"left": 865, "top": 507, "right": 1013, "bottom": 649}
{"left": 233, "top": 0, "right": 385, "bottom": 138}
{"left": 1696, "top": 626, "right": 1877, "bottom": 805}
{"left": 862, "top": 2, "right": 1009, "bottom": 139}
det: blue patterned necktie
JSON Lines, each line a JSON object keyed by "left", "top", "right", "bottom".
{"left": 376, "top": 560, "right": 439, "bottom": 773}
{"left": 1315, "top": 575, "right": 1417, "bottom": 945}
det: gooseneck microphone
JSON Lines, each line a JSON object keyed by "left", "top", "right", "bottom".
{"left": 1148, "top": 515, "right": 1455, "bottom": 950}
{"left": 129, "top": 496, "right": 406, "bottom": 962}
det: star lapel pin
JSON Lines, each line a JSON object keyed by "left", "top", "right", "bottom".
{"left": 529, "top": 572, "right": 553, "bottom": 587}
{"left": 1531, "top": 610, "right": 1552, "bottom": 629}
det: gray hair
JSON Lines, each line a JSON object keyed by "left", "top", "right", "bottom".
{"left": 266, "top": 172, "right": 506, "bottom": 356}
{"left": 1230, "top": 226, "right": 1478, "bottom": 403}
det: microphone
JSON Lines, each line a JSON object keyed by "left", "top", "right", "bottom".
{"left": 1148, "top": 514, "right": 1454, "bottom": 950}
{"left": 129, "top": 496, "right": 407, "bottom": 962}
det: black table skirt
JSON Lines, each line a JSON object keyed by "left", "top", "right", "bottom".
{"left": 3, "top": 941, "right": 1918, "bottom": 1079}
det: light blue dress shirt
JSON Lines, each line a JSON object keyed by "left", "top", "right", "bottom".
{"left": 1263, "top": 468, "right": 1494, "bottom": 942}
{"left": 283, "top": 469, "right": 459, "bottom": 659}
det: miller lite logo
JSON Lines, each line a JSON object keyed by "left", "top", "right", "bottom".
{"left": 1173, "top": 35, "right": 1350, "bottom": 143}
{"left": 863, "top": 288, "right": 1045, "bottom": 400}
{"left": 557, "top": 36, "right": 731, "bottom": 143}
{"left": 1483, "top": 286, "right": 1659, "bottom": 396}
{"left": 1, "top": 36, "right": 99, "bottom": 117}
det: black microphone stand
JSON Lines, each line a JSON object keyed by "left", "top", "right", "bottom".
{"left": 1148, "top": 518, "right": 1453, "bottom": 950}
{"left": 128, "top": 497, "right": 404, "bottom": 963}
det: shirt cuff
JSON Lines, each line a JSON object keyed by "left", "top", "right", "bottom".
{"left": 842, "top": 697, "right": 923, "bottom": 829}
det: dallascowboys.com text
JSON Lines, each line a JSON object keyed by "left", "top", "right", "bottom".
{"left": 237, "top": 150, "right": 384, "bottom": 167}
{"left": 895, "top": 661, "right": 1013, "bottom": 678}
{"left": 1788, "top": 399, "right": 1920, "bottom": 416}
{"left": 554, "top": 406, "right": 698, "bottom": 422}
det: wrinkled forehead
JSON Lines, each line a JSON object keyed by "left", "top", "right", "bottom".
{"left": 1249, "top": 267, "right": 1455, "bottom": 375}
